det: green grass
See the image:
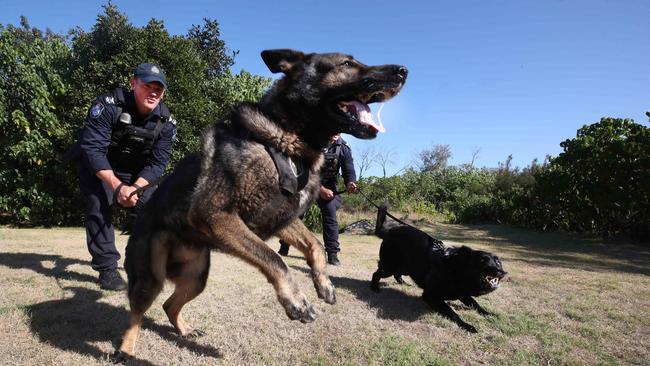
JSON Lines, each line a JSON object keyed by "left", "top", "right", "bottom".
{"left": 304, "top": 335, "right": 453, "bottom": 366}
{"left": 1, "top": 225, "right": 649, "bottom": 365}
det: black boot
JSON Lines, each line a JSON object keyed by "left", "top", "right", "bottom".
{"left": 99, "top": 269, "right": 127, "bottom": 291}
{"left": 278, "top": 241, "right": 290, "bottom": 256}
{"left": 327, "top": 253, "right": 341, "bottom": 266}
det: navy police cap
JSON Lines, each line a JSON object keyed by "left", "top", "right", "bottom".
{"left": 134, "top": 63, "right": 168, "bottom": 89}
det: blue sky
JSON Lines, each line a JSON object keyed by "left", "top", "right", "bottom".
{"left": 2, "top": 0, "right": 649, "bottom": 176}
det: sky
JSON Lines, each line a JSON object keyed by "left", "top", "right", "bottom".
{"left": 2, "top": 0, "right": 649, "bottom": 176}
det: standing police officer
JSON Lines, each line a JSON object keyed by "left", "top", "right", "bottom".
{"left": 73, "top": 63, "right": 176, "bottom": 290}
{"left": 279, "top": 134, "right": 356, "bottom": 265}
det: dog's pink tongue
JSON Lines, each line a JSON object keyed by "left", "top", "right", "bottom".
{"left": 351, "top": 101, "right": 385, "bottom": 133}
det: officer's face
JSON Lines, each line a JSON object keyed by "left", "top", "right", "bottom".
{"left": 131, "top": 78, "right": 165, "bottom": 116}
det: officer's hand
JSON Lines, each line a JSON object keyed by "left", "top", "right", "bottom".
{"left": 346, "top": 182, "right": 357, "bottom": 193}
{"left": 319, "top": 186, "right": 334, "bottom": 201}
{"left": 117, "top": 185, "right": 139, "bottom": 207}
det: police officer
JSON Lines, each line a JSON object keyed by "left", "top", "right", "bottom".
{"left": 278, "top": 134, "right": 356, "bottom": 265}
{"left": 73, "top": 63, "right": 176, "bottom": 290}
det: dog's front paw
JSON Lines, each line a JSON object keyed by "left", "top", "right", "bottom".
{"left": 315, "top": 280, "right": 337, "bottom": 304}
{"left": 110, "top": 350, "right": 134, "bottom": 364}
{"left": 181, "top": 329, "right": 207, "bottom": 338}
{"left": 285, "top": 298, "right": 317, "bottom": 323}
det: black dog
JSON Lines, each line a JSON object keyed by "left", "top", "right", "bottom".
{"left": 370, "top": 205, "right": 506, "bottom": 332}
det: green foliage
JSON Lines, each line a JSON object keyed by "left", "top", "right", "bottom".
{"left": 530, "top": 118, "right": 650, "bottom": 238}
{"left": 345, "top": 117, "right": 649, "bottom": 241}
{"left": 0, "top": 5, "right": 270, "bottom": 225}
{"left": 417, "top": 144, "right": 451, "bottom": 172}
{"left": 302, "top": 204, "right": 323, "bottom": 233}
{"left": 0, "top": 17, "right": 76, "bottom": 224}
{"left": 187, "top": 18, "right": 235, "bottom": 78}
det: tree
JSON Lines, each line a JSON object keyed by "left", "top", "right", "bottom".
{"left": 533, "top": 118, "right": 650, "bottom": 238}
{"left": 376, "top": 149, "right": 396, "bottom": 178}
{"left": 357, "top": 147, "right": 378, "bottom": 179}
{"left": 0, "top": 17, "right": 73, "bottom": 224}
{"left": 187, "top": 18, "right": 236, "bottom": 78}
{"left": 470, "top": 147, "right": 481, "bottom": 167}
{"left": 418, "top": 144, "right": 451, "bottom": 172}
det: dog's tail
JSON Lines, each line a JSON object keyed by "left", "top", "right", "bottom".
{"left": 374, "top": 204, "right": 389, "bottom": 238}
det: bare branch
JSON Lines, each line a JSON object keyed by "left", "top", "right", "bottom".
{"left": 357, "top": 147, "right": 378, "bottom": 180}
{"left": 470, "top": 147, "right": 481, "bottom": 167}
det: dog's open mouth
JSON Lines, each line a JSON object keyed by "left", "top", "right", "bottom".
{"left": 337, "top": 99, "right": 384, "bottom": 133}
{"left": 482, "top": 275, "right": 501, "bottom": 288}
{"left": 336, "top": 88, "right": 399, "bottom": 133}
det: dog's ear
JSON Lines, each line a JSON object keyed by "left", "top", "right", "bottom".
{"left": 261, "top": 49, "right": 305, "bottom": 74}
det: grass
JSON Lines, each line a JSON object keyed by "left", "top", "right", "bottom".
{"left": 0, "top": 222, "right": 649, "bottom": 365}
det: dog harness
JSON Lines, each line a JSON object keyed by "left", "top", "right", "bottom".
{"left": 265, "top": 146, "right": 311, "bottom": 196}
{"left": 226, "top": 108, "right": 311, "bottom": 196}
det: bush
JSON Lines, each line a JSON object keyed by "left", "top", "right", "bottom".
{"left": 529, "top": 118, "right": 650, "bottom": 239}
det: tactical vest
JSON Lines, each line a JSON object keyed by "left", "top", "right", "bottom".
{"left": 320, "top": 144, "right": 341, "bottom": 180}
{"left": 107, "top": 88, "right": 170, "bottom": 169}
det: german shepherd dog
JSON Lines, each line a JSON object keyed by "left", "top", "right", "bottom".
{"left": 371, "top": 205, "right": 506, "bottom": 332}
{"left": 117, "top": 50, "right": 407, "bottom": 357}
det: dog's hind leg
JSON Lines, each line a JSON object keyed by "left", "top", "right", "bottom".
{"left": 163, "top": 244, "right": 210, "bottom": 337}
{"left": 118, "top": 232, "right": 168, "bottom": 357}
{"left": 204, "top": 213, "right": 317, "bottom": 322}
{"left": 370, "top": 268, "right": 393, "bottom": 292}
{"left": 460, "top": 297, "right": 492, "bottom": 316}
{"left": 277, "top": 219, "right": 336, "bottom": 304}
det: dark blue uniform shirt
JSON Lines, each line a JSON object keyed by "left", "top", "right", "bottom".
{"left": 79, "top": 89, "right": 176, "bottom": 183}
{"left": 321, "top": 137, "right": 356, "bottom": 191}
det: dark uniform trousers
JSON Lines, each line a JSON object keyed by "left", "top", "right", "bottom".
{"left": 279, "top": 137, "right": 354, "bottom": 257}
{"left": 77, "top": 162, "right": 155, "bottom": 271}
{"left": 318, "top": 193, "right": 343, "bottom": 255}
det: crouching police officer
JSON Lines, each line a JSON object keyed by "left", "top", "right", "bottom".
{"left": 279, "top": 134, "right": 356, "bottom": 265}
{"left": 68, "top": 63, "right": 176, "bottom": 290}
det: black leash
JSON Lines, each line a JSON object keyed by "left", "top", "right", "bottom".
{"left": 127, "top": 174, "right": 167, "bottom": 198}
{"left": 354, "top": 186, "right": 445, "bottom": 248}
{"left": 355, "top": 187, "right": 414, "bottom": 228}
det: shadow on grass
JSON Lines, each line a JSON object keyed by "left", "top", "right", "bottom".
{"left": 25, "top": 286, "right": 222, "bottom": 365}
{"left": 290, "top": 265, "right": 430, "bottom": 322}
{"left": 331, "top": 274, "right": 432, "bottom": 321}
{"left": 415, "top": 222, "right": 650, "bottom": 276}
{"left": 0, "top": 252, "right": 222, "bottom": 364}
{"left": 0, "top": 252, "right": 97, "bottom": 284}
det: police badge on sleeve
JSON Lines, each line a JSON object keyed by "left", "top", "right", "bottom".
{"left": 90, "top": 103, "right": 104, "bottom": 118}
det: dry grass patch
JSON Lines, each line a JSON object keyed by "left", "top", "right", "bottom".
{"left": 0, "top": 224, "right": 648, "bottom": 365}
